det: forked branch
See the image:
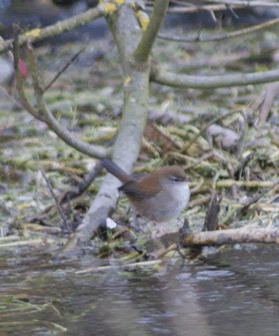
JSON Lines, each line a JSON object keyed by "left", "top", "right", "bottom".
{"left": 13, "top": 27, "right": 110, "bottom": 159}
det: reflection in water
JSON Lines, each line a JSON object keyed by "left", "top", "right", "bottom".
{"left": 195, "top": 245, "right": 279, "bottom": 336}
{"left": 55, "top": 267, "right": 212, "bottom": 336}
{"left": 1, "top": 245, "right": 279, "bottom": 335}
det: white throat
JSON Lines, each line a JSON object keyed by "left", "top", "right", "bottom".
{"left": 171, "top": 181, "right": 190, "bottom": 207}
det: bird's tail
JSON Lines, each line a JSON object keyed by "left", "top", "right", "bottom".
{"left": 101, "top": 159, "right": 131, "bottom": 183}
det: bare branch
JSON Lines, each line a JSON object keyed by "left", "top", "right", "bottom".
{"left": 62, "top": 0, "right": 152, "bottom": 253}
{"left": 13, "top": 34, "right": 110, "bottom": 159}
{"left": 216, "top": 180, "right": 279, "bottom": 188}
{"left": 0, "top": 86, "right": 24, "bottom": 110}
{"left": 158, "top": 17, "right": 279, "bottom": 42}
{"left": 0, "top": 4, "right": 105, "bottom": 54}
{"left": 151, "top": 63, "right": 279, "bottom": 89}
{"left": 42, "top": 45, "right": 87, "bottom": 93}
{"left": 13, "top": 24, "right": 44, "bottom": 121}
{"left": 183, "top": 227, "right": 279, "bottom": 246}
{"left": 146, "top": 3, "right": 243, "bottom": 13}
{"left": 134, "top": 0, "right": 170, "bottom": 63}
{"left": 24, "top": 42, "right": 110, "bottom": 159}
{"left": 39, "top": 166, "right": 70, "bottom": 233}
{"left": 203, "top": 0, "right": 279, "bottom": 8}
{"left": 60, "top": 161, "right": 104, "bottom": 204}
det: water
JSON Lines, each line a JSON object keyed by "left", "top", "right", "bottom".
{"left": 1, "top": 244, "right": 279, "bottom": 335}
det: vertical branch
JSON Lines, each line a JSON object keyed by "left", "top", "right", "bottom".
{"left": 133, "top": 0, "right": 170, "bottom": 63}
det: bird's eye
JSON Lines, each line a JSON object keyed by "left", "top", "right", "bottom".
{"left": 170, "top": 176, "right": 183, "bottom": 182}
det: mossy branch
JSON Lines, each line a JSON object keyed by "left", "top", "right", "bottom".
{"left": 133, "top": 0, "right": 169, "bottom": 63}
{"left": 151, "top": 63, "right": 279, "bottom": 88}
{"left": 0, "top": 4, "right": 105, "bottom": 54}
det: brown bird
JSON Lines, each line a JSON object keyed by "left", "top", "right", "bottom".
{"left": 101, "top": 159, "right": 190, "bottom": 223}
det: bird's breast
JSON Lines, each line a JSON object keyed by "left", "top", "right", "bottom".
{"left": 129, "top": 182, "right": 190, "bottom": 223}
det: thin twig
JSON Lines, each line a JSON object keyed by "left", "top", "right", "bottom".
{"left": 0, "top": 86, "right": 24, "bottom": 109}
{"left": 226, "top": 4, "right": 240, "bottom": 20}
{"left": 145, "top": 3, "right": 243, "bottom": 13}
{"left": 42, "top": 45, "right": 87, "bottom": 93}
{"left": 13, "top": 24, "right": 22, "bottom": 87}
{"left": 204, "top": 0, "right": 279, "bottom": 8}
{"left": 13, "top": 24, "right": 45, "bottom": 121}
{"left": 158, "top": 17, "right": 279, "bottom": 43}
{"left": 39, "top": 166, "right": 70, "bottom": 233}
{"left": 183, "top": 152, "right": 214, "bottom": 170}
{"left": 60, "top": 161, "right": 104, "bottom": 204}
{"left": 75, "top": 260, "right": 162, "bottom": 274}
{"left": 239, "top": 180, "right": 279, "bottom": 216}
{"left": 22, "top": 40, "right": 109, "bottom": 158}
